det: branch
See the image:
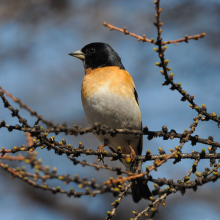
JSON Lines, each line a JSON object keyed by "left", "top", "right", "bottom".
{"left": 103, "top": 22, "right": 205, "bottom": 45}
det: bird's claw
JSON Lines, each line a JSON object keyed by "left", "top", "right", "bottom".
{"left": 97, "top": 144, "right": 104, "bottom": 162}
{"left": 129, "top": 144, "right": 136, "bottom": 162}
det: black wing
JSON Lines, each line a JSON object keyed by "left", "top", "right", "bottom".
{"left": 134, "top": 87, "right": 142, "bottom": 155}
{"left": 134, "top": 87, "right": 139, "bottom": 105}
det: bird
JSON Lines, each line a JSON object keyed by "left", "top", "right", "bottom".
{"left": 69, "top": 42, "right": 151, "bottom": 203}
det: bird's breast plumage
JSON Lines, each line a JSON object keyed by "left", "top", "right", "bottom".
{"left": 81, "top": 66, "right": 142, "bottom": 157}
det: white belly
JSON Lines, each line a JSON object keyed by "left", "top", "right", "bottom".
{"left": 83, "top": 86, "right": 142, "bottom": 154}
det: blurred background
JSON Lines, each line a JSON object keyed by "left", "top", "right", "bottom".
{"left": 0, "top": 0, "right": 220, "bottom": 219}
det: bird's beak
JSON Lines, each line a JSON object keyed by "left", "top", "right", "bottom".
{"left": 69, "top": 50, "right": 85, "bottom": 60}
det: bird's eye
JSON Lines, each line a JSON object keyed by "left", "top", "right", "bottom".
{"left": 88, "top": 48, "right": 95, "bottom": 53}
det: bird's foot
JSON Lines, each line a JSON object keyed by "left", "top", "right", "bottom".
{"left": 97, "top": 144, "right": 105, "bottom": 162}
{"left": 129, "top": 144, "right": 136, "bottom": 162}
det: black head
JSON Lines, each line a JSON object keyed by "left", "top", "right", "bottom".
{"left": 69, "top": 42, "right": 125, "bottom": 70}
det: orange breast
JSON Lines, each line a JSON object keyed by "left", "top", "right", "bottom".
{"left": 81, "top": 66, "right": 135, "bottom": 106}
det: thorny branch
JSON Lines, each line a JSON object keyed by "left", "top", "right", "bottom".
{"left": 0, "top": 0, "right": 219, "bottom": 219}
{"left": 0, "top": 86, "right": 54, "bottom": 128}
{"left": 103, "top": 23, "right": 206, "bottom": 46}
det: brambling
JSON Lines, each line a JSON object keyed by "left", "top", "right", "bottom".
{"left": 69, "top": 42, "right": 151, "bottom": 203}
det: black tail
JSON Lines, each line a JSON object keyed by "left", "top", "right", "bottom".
{"left": 131, "top": 177, "right": 152, "bottom": 203}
